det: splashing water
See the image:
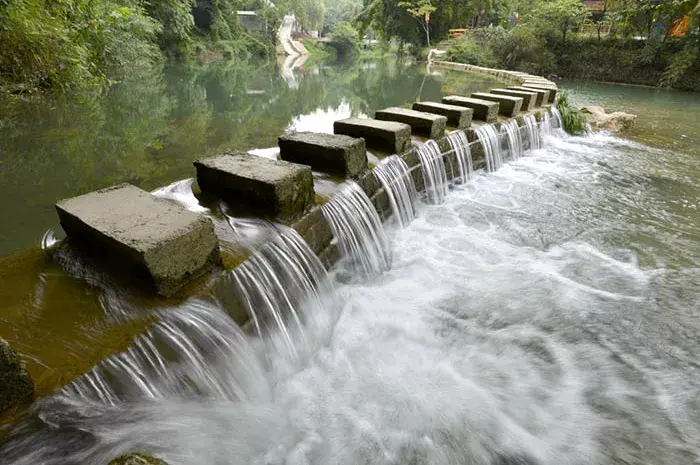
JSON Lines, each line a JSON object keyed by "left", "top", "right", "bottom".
{"left": 475, "top": 124, "right": 503, "bottom": 172}
{"left": 446, "top": 130, "right": 474, "bottom": 184}
{"left": 151, "top": 178, "right": 208, "bottom": 213}
{"left": 230, "top": 227, "right": 335, "bottom": 361}
{"left": 372, "top": 155, "right": 418, "bottom": 228}
{"left": 1, "top": 129, "right": 700, "bottom": 465}
{"left": 416, "top": 140, "right": 448, "bottom": 204}
{"left": 523, "top": 114, "right": 541, "bottom": 150}
{"left": 41, "top": 229, "right": 58, "bottom": 251}
{"left": 322, "top": 181, "right": 391, "bottom": 279}
{"left": 501, "top": 119, "right": 523, "bottom": 160}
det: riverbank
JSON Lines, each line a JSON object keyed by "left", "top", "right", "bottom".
{"left": 442, "top": 33, "right": 700, "bottom": 93}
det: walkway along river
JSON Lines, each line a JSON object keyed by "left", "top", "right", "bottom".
{"left": 1, "top": 111, "right": 699, "bottom": 464}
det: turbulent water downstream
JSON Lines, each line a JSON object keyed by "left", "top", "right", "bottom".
{"left": 2, "top": 125, "right": 699, "bottom": 464}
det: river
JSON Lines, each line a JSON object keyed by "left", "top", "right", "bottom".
{"left": 0, "top": 61, "right": 699, "bottom": 464}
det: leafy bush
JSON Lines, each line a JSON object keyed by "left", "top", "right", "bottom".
{"left": 444, "top": 36, "right": 498, "bottom": 67}
{"left": 328, "top": 22, "right": 360, "bottom": 57}
{"left": 487, "top": 25, "right": 555, "bottom": 74}
{"left": 0, "top": 0, "right": 161, "bottom": 94}
{"left": 557, "top": 91, "right": 587, "bottom": 135}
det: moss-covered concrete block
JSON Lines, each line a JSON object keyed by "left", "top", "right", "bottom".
{"left": 334, "top": 117, "right": 411, "bottom": 154}
{"left": 442, "top": 95, "right": 499, "bottom": 122}
{"left": 471, "top": 92, "right": 523, "bottom": 117}
{"left": 278, "top": 132, "right": 367, "bottom": 177}
{"left": 490, "top": 88, "right": 537, "bottom": 110}
{"left": 375, "top": 107, "right": 447, "bottom": 139}
{"left": 0, "top": 338, "right": 34, "bottom": 415}
{"left": 56, "top": 184, "right": 220, "bottom": 296}
{"left": 108, "top": 453, "right": 168, "bottom": 465}
{"left": 508, "top": 86, "right": 550, "bottom": 106}
{"left": 412, "top": 101, "right": 473, "bottom": 129}
{"left": 195, "top": 153, "right": 315, "bottom": 221}
{"left": 523, "top": 84, "right": 558, "bottom": 103}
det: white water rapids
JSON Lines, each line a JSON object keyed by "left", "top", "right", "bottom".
{"left": 2, "top": 129, "right": 699, "bottom": 465}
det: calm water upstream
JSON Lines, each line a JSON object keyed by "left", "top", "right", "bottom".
{"left": 0, "top": 62, "right": 699, "bottom": 464}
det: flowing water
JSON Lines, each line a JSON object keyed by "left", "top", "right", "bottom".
{"left": 446, "top": 130, "right": 474, "bottom": 184}
{"left": 475, "top": 124, "right": 504, "bottom": 172}
{"left": 322, "top": 182, "right": 391, "bottom": 279}
{"left": 372, "top": 155, "right": 418, "bottom": 228}
{"left": 416, "top": 140, "right": 449, "bottom": 204}
{"left": 501, "top": 119, "right": 523, "bottom": 160}
{"left": 523, "top": 114, "right": 541, "bottom": 150}
{"left": 2, "top": 125, "right": 698, "bottom": 465}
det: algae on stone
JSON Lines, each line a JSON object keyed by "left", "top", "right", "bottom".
{"left": 108, "top": 453, "right": 168, "bottom": 465}
{"left": 0, "top": 338, "right": 34, "bottom": 414}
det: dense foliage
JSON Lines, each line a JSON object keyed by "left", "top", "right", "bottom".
{"left": 0, "top": 0, "right": 305, "bottom": 94}
{"left": 438, "top": 0, "right": 700, "bottom": 90}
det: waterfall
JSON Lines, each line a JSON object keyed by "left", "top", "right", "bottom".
{"left": 230, "top": 227, "right": 335, "bottom": 359}
{"left": 446, "top": 130, "right": 474, "bottom": 184}
{"left": 501, "top": 120, "right": 523, "bottom": 160}
{"left": 416, "top": 140, "right": 448, "bottom": 204}
{"left": 541, "top": 111, "right": 551, "bottom": 139}
{"left": 372, "top": 155, "right": 418, "bottom": 228}
{"left": 475, "top": 124, "right": 503, "bottom": 172}
{"left": 60, "top": 300, "right": 268, "bottom": 404}
{"left": 322, "top": 181, "right": 391, "bottom": 279}
{"left": 551, "top": 107, "right": 563, "bottom": 129}
{"left": 523, "top": 114, "right": 541, "bottom": 150}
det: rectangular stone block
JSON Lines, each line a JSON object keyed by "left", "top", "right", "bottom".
{"left": 471, "top": 92, "right": 523, "bottom": 117}
{"left": 56, "top": 183, "right": 220, "bottom": 296}
{"left": 194, "top": 153, "right": 315, "bottom": 221}
{"left": 523, "top": 84, "right": 558, "bottom": 103}
{"left": 508, "top": 86, "right": 550, "bottom": 106}
{"left": 375, "top": 107, "right": 447, "bottom": 139}
{"left": 490, "top": 88, "right": 537, "bottom": 110}
{"left": 412, "top": 101, "right": 473, "bottom": 129}
{"left": 334, "top": 117, "right": 411, "bottom": 154}
{"left": 442, "top": 95, "right": 499, "bottom": 122}
{"left": 278, "top": 132, "right": 367, "bottom": 177}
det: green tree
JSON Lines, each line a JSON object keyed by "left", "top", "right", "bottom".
{"left": 398, "top": 0, "right": 435, "bottom": 45}
{"left": 534, "top": 0, "right": 587, "bottom": 44}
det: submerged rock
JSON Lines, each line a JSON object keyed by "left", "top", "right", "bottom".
{"left": 108, "top": 453, "right": 168, "bottom": 465}
{"left": 583, "top": 106, "right": 637, "bottom": 132}
{"left": 0, "top": 338, "right": 34, "bottom": 414}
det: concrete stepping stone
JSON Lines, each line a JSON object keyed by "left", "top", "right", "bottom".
{"left": 411, "top": 101, "right": 473, "bottom": 129}
{"left": 55, "top": 183, "right": 220, "bottom": 296}
{"left": 278, "top": 132, "right": 367, "bottom": 177}
{"left": 490, "top": 88, "right": 538, "bottom": 110}
{"left": 508, "top": 86, "right": 550, "bottom": 106}
{"left": 195, "top": 153, "right": 315, "bottom": 221}
{"left": 523, "top": 84, "right": 558, "bottom": 103}
{"left": 442, "top": 95, "right": 499, "bottom": 122}
{"left": 374, "top": 107, "right": 447, "bottom": 139}
{"left": 334, "top": 117, "right": 411, "bottom": 154}
{"left": 471, "top": 92, "right": 523, "bottom": 117}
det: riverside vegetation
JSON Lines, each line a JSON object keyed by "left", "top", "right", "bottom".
{"left": 440, "top": 0, "right": 700, "bottom": 91}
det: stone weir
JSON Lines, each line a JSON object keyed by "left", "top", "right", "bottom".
{"left": 1, "top": 65, "right": 559, "bottom": 425}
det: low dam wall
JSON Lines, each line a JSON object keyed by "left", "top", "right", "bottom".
{"left": 0, "top": 62, "right": 561, "bottom": 432}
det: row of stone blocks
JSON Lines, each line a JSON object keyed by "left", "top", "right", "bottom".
{"left": 52, "top": 79, "right": 559, "bottom": 298}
